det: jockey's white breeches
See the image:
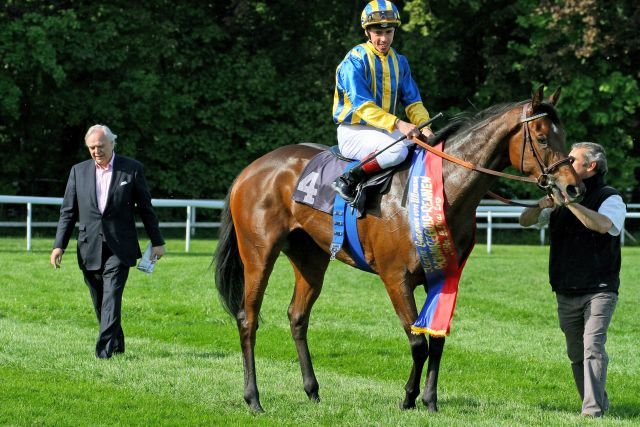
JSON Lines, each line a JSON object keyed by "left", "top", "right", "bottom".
{"left": 336, "top": 123, "right": 410, "bottom": 169}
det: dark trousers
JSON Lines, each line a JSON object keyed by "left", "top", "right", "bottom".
{"left": 82, "top": 243, "right": 130, "bottom": 359}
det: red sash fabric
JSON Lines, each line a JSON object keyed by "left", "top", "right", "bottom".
{"left": 408, "top": 143, "right": 474, "bottom": 336}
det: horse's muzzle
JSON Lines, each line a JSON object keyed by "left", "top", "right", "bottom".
{"left": 563, "top": 182, "right": 585, "bottom": 203}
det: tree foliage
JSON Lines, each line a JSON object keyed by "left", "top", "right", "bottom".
{"left": 1, "top": 0, "right": 638, "bottom": 200}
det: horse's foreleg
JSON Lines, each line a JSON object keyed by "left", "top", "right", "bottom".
{"left": 382, "top": 278, "right": 428, "bottom": 409}
{"left": 402, "top": 333, "right": 429, "bottom": 409}
{"left": 422, "top": 336, "right": 445, "bottom": 412}
{"left": 284, "top": 237, "right": 329, "bottom": 402}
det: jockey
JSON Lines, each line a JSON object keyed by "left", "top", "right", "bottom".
{"left": 331, "top": 0, "right": 434, "bottom": 203}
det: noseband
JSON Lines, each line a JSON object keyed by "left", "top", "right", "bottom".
{"left": 519, "top": 104, "right": 573, "bottom": 191}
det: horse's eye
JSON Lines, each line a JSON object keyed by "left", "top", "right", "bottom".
{"left": 537, "top": 135, "right": 548, "bottom": 146}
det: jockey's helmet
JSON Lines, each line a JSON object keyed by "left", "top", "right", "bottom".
{"left": 361, "top": 1, "right": 401, "bottom": 29}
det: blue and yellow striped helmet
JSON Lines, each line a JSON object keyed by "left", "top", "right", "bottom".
{"left": 361, "top": 1, "right": 401, "bottom": 29}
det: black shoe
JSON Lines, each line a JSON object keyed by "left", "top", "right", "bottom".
{"left": 331, "top": 175, "right": 357, "bottom": 203}
{"left": 331, "top": 167, "right": 365, "bottom": 203}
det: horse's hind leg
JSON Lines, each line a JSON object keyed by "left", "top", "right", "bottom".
{"left": 235, "top": 227, "right": 285, "bottom": 413}
{"left": 283, "top": 232, "right": 329, "bottom": 402}
{"left": 422, "top": 336, "right": 445, "bottom": 412}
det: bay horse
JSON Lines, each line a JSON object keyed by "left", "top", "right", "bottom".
{"left": 214, "top": 86, "right": 584, "bottom": 413}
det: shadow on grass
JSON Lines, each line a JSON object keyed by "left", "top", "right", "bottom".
{"left": 191, "top": 351, "right": 231, "bottom": 359}
{"left": 148, "top": 349, "right": 230, "bottom": 360}
{"left": 538, "top": 401, "right": 579, "bottom": 415}
{"left": 608, "top": 403, "right": 640, "bottom": 420}
{"left": 414, "top": 395, "right": 484, "bottom": 415}
{"left": 538, "top": 401, "right": 640, "bottom": 420}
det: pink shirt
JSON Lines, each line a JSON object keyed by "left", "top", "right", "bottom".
{"left": 96, "top": 154, "right": 115, "bottom": 214}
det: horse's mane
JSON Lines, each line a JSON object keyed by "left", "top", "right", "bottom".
{"left": 433, "top": 100, "right": 561, "bottom": 144}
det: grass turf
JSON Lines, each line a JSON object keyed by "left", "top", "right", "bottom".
{"left": 0, "top": 237, "right": 639, "bottom": 426}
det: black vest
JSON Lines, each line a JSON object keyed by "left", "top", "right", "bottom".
{"left": 549, "top": 174, "right": 622, "bottom": 295}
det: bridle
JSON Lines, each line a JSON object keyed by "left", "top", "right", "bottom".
{"left": 519, "top": 104, "right": 573, "bottom": 192}
{"left": 412, "top": 103, "right": 575, "bottom": 207}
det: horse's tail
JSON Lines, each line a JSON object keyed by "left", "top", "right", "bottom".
{"left": 214, "top": 185, "right": 244, "bottom": 317}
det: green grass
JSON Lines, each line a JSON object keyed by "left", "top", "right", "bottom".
{"left": 1, "top": 237, "right": 639, "bottom": 426}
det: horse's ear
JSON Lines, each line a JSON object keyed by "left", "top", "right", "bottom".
{"left": 548, "top": 87, "right": 561, "bottom": 106}
{"left": 532, "top": 84, "right": 545, "bottom": 108}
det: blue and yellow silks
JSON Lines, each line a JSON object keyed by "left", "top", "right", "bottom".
{"left": 408, "top": 143, "right": 474, "bottom": 336}
{"left": 332, "top": 42, "right": 430, "bottom": 132}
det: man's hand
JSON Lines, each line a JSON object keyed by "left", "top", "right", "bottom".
{"left": 152, "top": 245, "right": 166, "bottom": 261}
{"left": 538, "top": 196, "right": 555, "bottom": 209}
{"left": 395, "top": 119, "right": 422, "bottom": 138}
{"left": 519, "top": 196, "right": 554, "bottom": 227}
{"left": 50, "top": 248, "right": 64, "bottom": 269}
{"left": 421, "top": 126, "right": 434, "bottom": 139}
{"left": 396, "top": 118, "right": 434, "bottom": 142}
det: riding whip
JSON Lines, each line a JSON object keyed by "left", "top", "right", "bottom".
{"left": 355, "top": 112, "right": 444, "bottom": 169}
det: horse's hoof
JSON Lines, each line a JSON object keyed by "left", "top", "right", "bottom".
{"left": 400, "top": 399, "right": 417, "bottom": 410}
{"left": 307, "top": 392, "right": 321, "bottom": 403}
{"left": 423, "top": 401, "right": 438, "bottom": 413}
{"left": 245, "top": 398, "right": 264, "bottom": 413}
{"left": 249, "top": 402, "right": 264, "bottom": 413}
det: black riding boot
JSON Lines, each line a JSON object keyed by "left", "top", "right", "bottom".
{"left": 331, "top": 167, "right": 365, "bottom": 203}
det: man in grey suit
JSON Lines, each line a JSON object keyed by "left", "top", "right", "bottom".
{"left": 50, "top": 124, "right": 165, "bottom": 358}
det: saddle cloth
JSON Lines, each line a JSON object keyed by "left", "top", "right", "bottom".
{"left": 292, "top": 148, "right": 395, "bottom": 216}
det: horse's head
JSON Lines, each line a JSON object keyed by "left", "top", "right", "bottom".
{"left": 508, "top": 85, "right": 585, "bottom": 205}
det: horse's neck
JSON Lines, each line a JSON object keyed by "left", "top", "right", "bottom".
{"left": 442, "top": 118, "right": 514, "bottom": 260}
{"left": 386, "top": 117, "right": 516, "bottom": 261}
{"left": 444, "top": 119, "right": 512, "bottom": 209}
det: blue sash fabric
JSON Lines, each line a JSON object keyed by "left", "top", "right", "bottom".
{"left": 327, "top": 146, "right": 470, "bottom": 335}
{"left": 330, "top": 161, "right": 374, "bottom": 273}
{"left": 407, "top": 144, "right": 470, "bottom": 336}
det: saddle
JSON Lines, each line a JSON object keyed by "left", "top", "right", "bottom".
{"left": 292, "top": 145, "right": 409, "bottom": 217}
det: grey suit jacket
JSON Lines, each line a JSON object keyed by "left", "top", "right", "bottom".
{"left": 53, "top": 155, "right": 165, "bottom": 270}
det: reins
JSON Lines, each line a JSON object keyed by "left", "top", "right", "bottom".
{"left": 411, "top": 103, "right": 573, "bottom": 208}
{"left": 484, "top": 191, "right": 540, "bottom": 208}
{"left": 355, "top": 112, "right": 444, "bottom": 170}
{"left": 412, "top": 137, "right": 538, "bottom": 184}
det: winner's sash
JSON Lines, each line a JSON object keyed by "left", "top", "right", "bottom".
{"left": 408, "top": 143, "right": 472, "bottom": 336}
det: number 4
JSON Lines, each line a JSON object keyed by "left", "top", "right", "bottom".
{"left": 297, "top": 172, "right": 319, "bottom": 204}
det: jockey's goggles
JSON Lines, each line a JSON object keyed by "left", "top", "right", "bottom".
{"left": 363, "top": 10, "right": 400, "bottom": 28}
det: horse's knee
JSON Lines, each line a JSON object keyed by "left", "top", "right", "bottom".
{"left": 287, "top": 310, "right": 309, "bottom": 340}
{"left": 236, "top": 309, "right": 261, "bottom": 343}
{"left": 409, "top": 335, "right": 428, "bottom": 363}
{"left": 428, "top": 336, "right": 445, "bottom": 359}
